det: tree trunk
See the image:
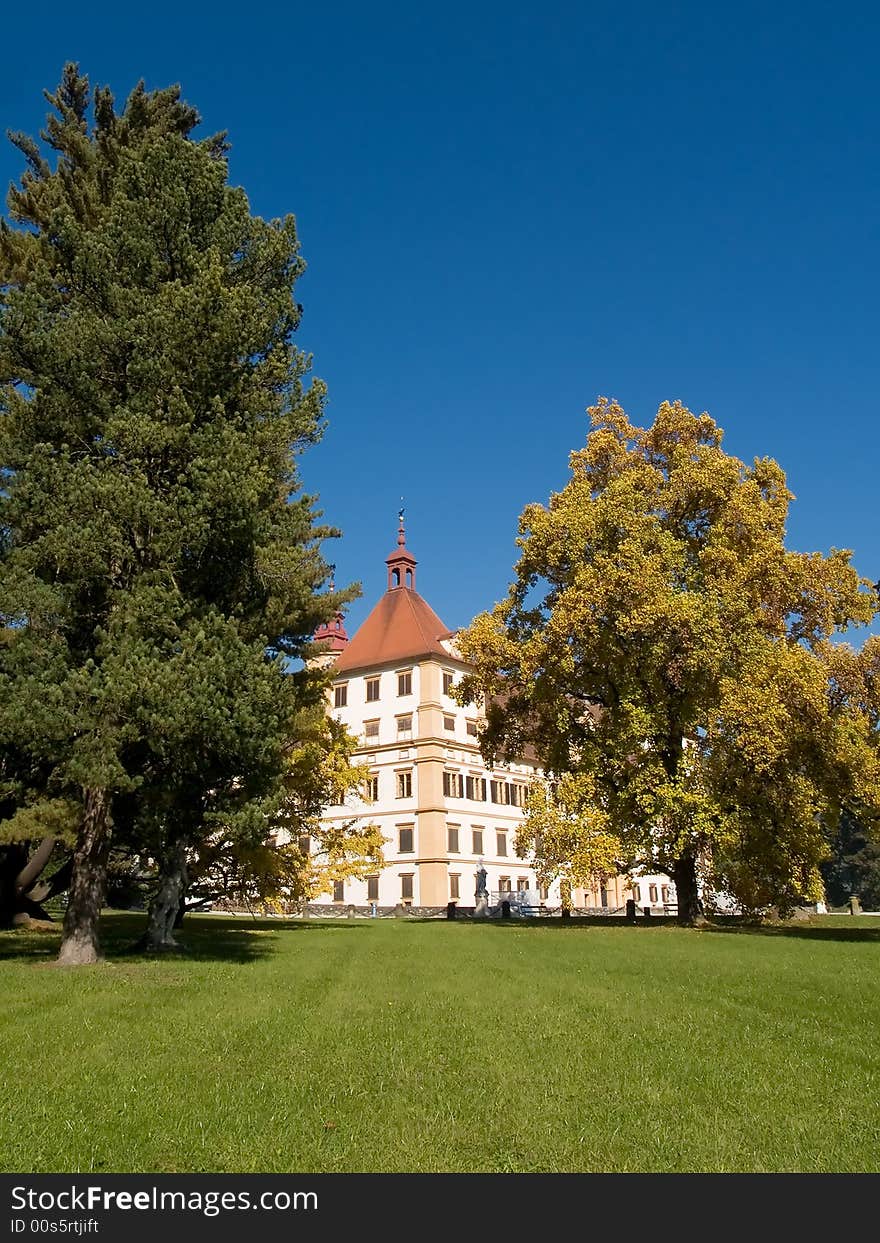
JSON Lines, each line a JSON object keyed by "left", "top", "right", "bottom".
{"left": 0, "top": 844, "right": 29, "bottom": 928}
{"left": 14, "top": 836, "right": 56, "bottom": 896}
{"left": 1, "top": 840, "right": 72, "bottom": 926}
{"left": 57, "top": 789, "right": 112, "bottom": 965}
{"left": 28, "top": 856, "right": 74, "bottom": 909}
{"left": 673, "top": 851, "right": 702, "bottom": 926}
{"left": 136, "top": 838, "right": 189, "bottom": 952}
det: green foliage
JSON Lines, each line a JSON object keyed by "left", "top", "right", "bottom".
{"left": 458, "top": 398, "right": 880, "bottom": 917}
{"left": 184, "top": 707, "right": 385, "bottom": 912}
{"left": 0, "top": 797, "right": 79, "bottom": 846}
{"left": 104, "top": 852, "right": 150, "bottom": 910}
{"left": 821, "top": 809, "right": 880, "bottom": 910}
{"left": 0, "top": 65, "right": 356, "bottom": 948}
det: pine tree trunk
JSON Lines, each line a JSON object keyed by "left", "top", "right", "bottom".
{"left": 57, "top": 789, "right": 112, "bottom": 965}
{"left": 673, "top": 851, "right": 701, "bottom": 926}
{"left": 1, "top": 839, "right": 68, "bottom": 925}
{"left": 14, "top": 836, "right": 55, "bottom": 897}
{"left": 137, "top": 839, "right": 188, "bottom": 951}
{"left": 0, "top": 844, "right": 28, "bottom": 927}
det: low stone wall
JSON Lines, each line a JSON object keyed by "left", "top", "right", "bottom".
{"left": 303, "top": 903, "right": 454, "bottom": 919}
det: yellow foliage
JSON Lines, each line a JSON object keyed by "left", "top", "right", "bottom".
{"left": 457, "top": 398, "right": 880, "bottom": 915}
{"left": 517, "top": 776, "right": 622, "bottom": 889}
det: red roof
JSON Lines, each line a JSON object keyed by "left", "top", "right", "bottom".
{"left": 333, "top": 587, "right": 455, "bottom": 673}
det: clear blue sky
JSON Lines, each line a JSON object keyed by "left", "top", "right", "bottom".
{"left": 2, "top": 2, "right": 878, "bottom": 638}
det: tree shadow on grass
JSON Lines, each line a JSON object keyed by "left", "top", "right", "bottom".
{"left": 472, "top": 915, "right": 685, "bottom": 930}
{"left": 0, "top": 912, "right": 281, "bottom": 965}
{"left": 0, "top": 926, "right": 62, "bottom": 962}
{"left": 695, "top": 922, "right": 880, "bottom": 944}
{"left": 431, "top": 915, "right": 880, "bottom": 944}
{"left": 0, "top": 911, "right": 384, "bottom": 965}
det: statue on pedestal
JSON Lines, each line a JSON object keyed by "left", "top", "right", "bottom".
{"left": 474, "top": 864, "right": 489, "bottom": 918}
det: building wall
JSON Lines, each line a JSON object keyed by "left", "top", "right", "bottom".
{"left": 315, "top": 653, "right": 552, "bottom": 907}
{"left": 313, "top": 650, "right": 675, "bottom": 913}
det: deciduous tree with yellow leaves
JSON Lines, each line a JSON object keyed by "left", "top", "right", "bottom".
{"left": 458, "top": 399, "right": 880, "bottom": 923}
{"left": 516, "top": 774, "right": 622, "bottom": 911}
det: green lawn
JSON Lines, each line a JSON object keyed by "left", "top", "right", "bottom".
{"left": 1, "top": 913, "right": 879, "bottom": 1172}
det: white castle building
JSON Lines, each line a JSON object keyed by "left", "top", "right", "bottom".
{"left": 310, "top": 519, "right": 675, "bottom": 914}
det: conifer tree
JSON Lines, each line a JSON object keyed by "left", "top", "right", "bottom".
{"left": 821, "top": 809, "right": 880, "bottom": 910}
{"left": 0, "top": 66, "right": 353, "bottom": 961}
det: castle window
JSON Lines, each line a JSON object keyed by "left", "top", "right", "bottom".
{"left": 366, "top": 677, "right": 380, "bottom": 702}
{"left": 442, "top": 672, "right": 455, "bottom": 695}
{"left": 447, "top": 825, "right": 460, "bottom": 853}
{"left": 449, "top": 873, "right": 460, "bottom": 900}
{"left": 490, "top": 780, "right": 511, "bottom": 805}
{"left": 442, "top": 771, "right": 464, "bottom": 798}
{"left": 472, "top": 828, "right": 483, "bottom": 855}
{"left": 397, "top": 670, "right": 412, "bottom": 696}
{"left": 649, "top": 884, "right": 658, "bottom": 904}
{"left": 396, "top": 770, "right": 413, "bottom": 799}
{"left": 443, "top": 714, "right": 456, "bottom": 732}
{"left": 334, "top": 683, "right": 348, "bottom": 708}
{"left": 496, "top": 831, "right": 508, "bottom": 857}
{"left": 364, "top": 719, "right": 379, "bottom": 741}
{"left": 499, "top": 876, "right": 511, "bottom": 893}
{"left": 398, "top": 826, "right": 414, "bottom": 853}
{"left": 466, "top": 720, "right": 479, "bottom": 737}
{"left": 333, "top": 880, "right": 345, "bottom": 903}
{"left": 517, "top": 877, "right": 529, "bottom": 891}
{"left": 367, "top": 875, "right": 379, "bottom": 902}
{"left": 466, "top": 775, "right": 487, "bottom": 802}
{"left": 363, "top": 772, "right": 379, "bottom": 802}
{"left": 397, "top": 715, "right": 412, "bottom": 739}
{"left": 400, "top": 873, "right": 413, "bottom": 901}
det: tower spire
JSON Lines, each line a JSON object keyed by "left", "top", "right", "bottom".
{"left": 311, "top": 565, "right": 349, "bottom": 664}
{"left": 386, "top": 508, "right": 417, "bottom": 591}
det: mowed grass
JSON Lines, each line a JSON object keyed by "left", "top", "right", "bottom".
{"left": 1, "top": 913, "right": 879, "bottom": 1172}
